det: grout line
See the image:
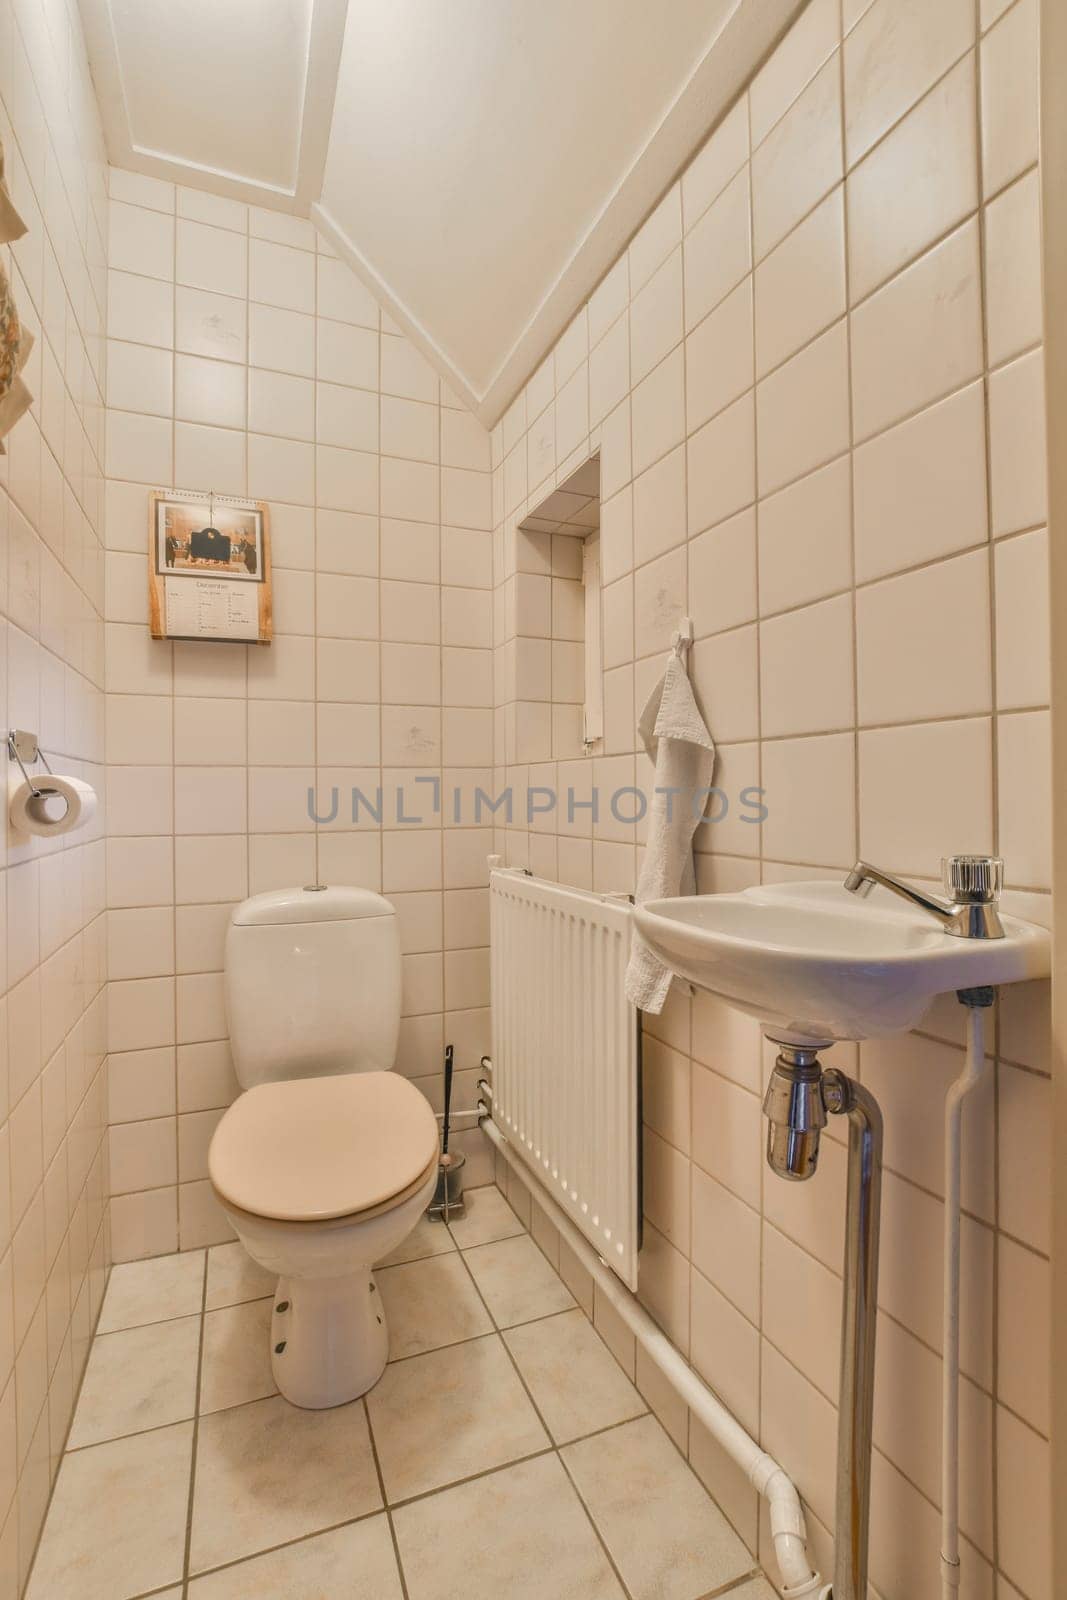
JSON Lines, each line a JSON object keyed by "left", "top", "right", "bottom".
{"left": 360, "top": 1394, "right": 413, "bottom": 1600}
{"left": 134, "top": 1505, "right": 388, "bottom": 1598}
{"left": 971, "top": 1, "right": 1006, "bottom": 1575}
{"left": 742, "top": 77, "right": 766, "bottom": 1565}
{"left": 178, "top": 1248, "right": 208, "bottom": 1596}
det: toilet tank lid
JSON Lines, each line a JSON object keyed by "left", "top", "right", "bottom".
{"left": 231, "top": 885, "right": 395, "bottom": 927}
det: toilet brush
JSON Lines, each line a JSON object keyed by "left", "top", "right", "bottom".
{"left": 429, "top": 1044, "right": 466, "bottom": 1220}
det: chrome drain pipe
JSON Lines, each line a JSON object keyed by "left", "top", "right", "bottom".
{"left": 763, "top": 1047, "right": 884, "bottom": 1600}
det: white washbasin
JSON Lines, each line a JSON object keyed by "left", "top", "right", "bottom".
{"left": 633, "top": 880, "right": 1051, "bottom": 1045}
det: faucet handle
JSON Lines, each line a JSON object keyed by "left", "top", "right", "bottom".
{"left": 943, "top": 855, "right": 1003, "bottom": 904}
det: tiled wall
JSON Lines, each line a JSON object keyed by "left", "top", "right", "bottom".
{"left": 490, "top": 0, "right": 1052, "bottom": 1596}
{"left": 103, "top": 173, "right": 495, "bottom": 1262}
{"left": 0, "top": 0, "right": 110, "bottom": 1588}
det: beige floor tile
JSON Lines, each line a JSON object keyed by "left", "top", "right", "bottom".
{"left": 561, "top": 1414, "right": 752, "bottom": 1600}
{"left": 503, "top": 1310, "right": 647, "bottom": 1444}
{"left": 205, "top": 1241, "right": 277, "bottom": 1310}
{"left": 200, "top": 1300, "right": 277, "bottom": 1413}
{"left": 366, "top": 1333, "right": 548, "bottom": 1502}
{"left": 98, "top": 1251, "right": 205, "bottom": 1332}
{"left": 190, "top": 1394, "right": 382, "bottom": 1574}
{"left": 728, "top": 1581, "right": 775, "bottom": 1599}
{"left": 188, "top": 1515, "right": 404, "bottom": 1598}
{"left": 463, "top": 1234, "right": 575, "bottom": 1327}
{"left": 26, "top": 1422, "right": 193, "bottom": 1600}
{"left": 394, "top": 1453, "right": 626, "bottom": 1600}
{"left": 378, "top": 1212, "right": 456, "bottom": 1266}
{"left": 67, "top": 1315, "right": 201, "bottom": 1448}
{"left": 376, "top": 1253, "right": 492, "bottom": 1360}
{"left": 446, "top": 1185, "right": 524, "bottom": 1249}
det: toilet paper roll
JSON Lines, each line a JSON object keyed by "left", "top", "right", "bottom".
{"left": 9, "top": 775, "right": 97, "bottom": 837}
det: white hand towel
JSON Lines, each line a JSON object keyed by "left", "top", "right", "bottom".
{"left": 625, "top": 637, "right": 716, "bottom": 1013}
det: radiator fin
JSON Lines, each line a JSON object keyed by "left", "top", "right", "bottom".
{"left": 490, "top": 870, "right": 639, "bottom": 1289}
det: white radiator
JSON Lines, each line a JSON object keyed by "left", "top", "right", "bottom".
{"left": 489, "top": 865, "right": 640, "bottom": 1289}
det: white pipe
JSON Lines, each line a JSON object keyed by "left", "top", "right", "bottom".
{"left": 941, "top": 1002, "right": 990, "bottom": 1599}
{"left": 481, "top": 1114, "right": 827, "bottom": 1599}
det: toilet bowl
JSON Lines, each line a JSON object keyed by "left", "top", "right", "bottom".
{"left": 207, "top": 886, "right": 439, "bottom": 1408}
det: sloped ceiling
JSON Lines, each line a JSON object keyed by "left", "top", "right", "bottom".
{"left": 79, "top": 0, "right": 804, "bottom": 423}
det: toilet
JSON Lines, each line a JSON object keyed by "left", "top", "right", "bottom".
{"left": 207, "top": 885, "right": 440, "bottom": 1409}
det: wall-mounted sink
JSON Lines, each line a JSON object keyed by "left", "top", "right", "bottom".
{"left": 633, "top": 880, "right": 1051, "bottom": 1046}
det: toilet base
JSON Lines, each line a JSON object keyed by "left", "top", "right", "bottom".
{"left": 270, "top": 1268, "right": 389, "bottom": 1409}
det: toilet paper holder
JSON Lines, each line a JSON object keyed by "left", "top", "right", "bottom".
{"left": 6, "top": 729, "right": 52, "bottom": 797}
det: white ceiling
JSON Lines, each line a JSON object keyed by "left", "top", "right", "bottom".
{"left": 79, "top": 0, "right": 349, "bottom": 208}
{"left": 80, "top": 0, "right": 805, "bottom": 423}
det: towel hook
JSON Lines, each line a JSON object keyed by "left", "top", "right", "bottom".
{"left": 672, "top": 616, "right": 694, "bottom": 652}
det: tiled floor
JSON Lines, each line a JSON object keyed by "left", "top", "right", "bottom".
{"left": 26, "top": 1187, "right": 775, "bottom": 1600}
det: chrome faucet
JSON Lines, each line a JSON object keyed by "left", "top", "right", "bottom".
{"left": 843, "top": 856, "right": 1004, "bottom": 939}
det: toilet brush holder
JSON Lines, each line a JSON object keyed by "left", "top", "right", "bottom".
{"left": 428, "top": 1150, "right": 466, "bottom": 1221}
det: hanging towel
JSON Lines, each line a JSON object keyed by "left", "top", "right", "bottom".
{"left": 0, "top": 133, "right": 32, "bottom": 456}
{"left": 0, "top": 133, "right": 28, "bottom": 245}
{"left": 625, "top": 634, "right": 716, "bottom": 1014}
{"left": 0, "top": 264, "right": 33, "bottom": 455}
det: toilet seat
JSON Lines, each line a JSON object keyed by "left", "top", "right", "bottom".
{"left": 209, "top": 1072, "right": 440, "bottom": 1223}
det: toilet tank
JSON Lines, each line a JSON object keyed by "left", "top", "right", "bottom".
{"left": 224, "top": 886, "right": 402, "bottom": 1088}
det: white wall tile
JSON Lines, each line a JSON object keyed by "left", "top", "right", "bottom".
{"left": 758, "top": 456, "right": 852, "bottom": 614}
{"left": 177, "top": 287, "right": 247, "bottom": 364}
{"left": 683, "top": 170, "right": 751, "bottom": 333}
{"left": 858, "top": 717, "right": 993, "bottom": 875}
{"left": 629, "top": 250, "right": 683, "bottom": 385}
{"left": 682, "top": 97, "right": 750, "bottom": 230}
{"left": 249, "top": 239, "right": 315, "bottom": 313}
{"left": 996, "top": 1406, "right": 1051, "bottom": 1600}
{"left": 997, "top": 1236, "right": 1049, "bottom": 1434}
{"left": 109, "top": 200, "right": 175, "bottom": 281}
{"left": 995, "top": 528, "right": 1050, "bottom": 709}
{"left": 756, "top": 320, "right": 849, "bottom": 495}
{"left": 856, "top": 550, "right": 991, "bottom": 725}
{"left": 685, "top": 279, "right": 753, "bottom": 434}
{"left": 249, "top": 369, "right": 315, "bottom": 442}
{"left": 843, "top": 0, "right": 975, "bottom": 165}
{"left": 984, "top": 169, "right": 1042, "bottom": 367}
{"left": 751, "top": 0, "right": 840, "bottom": 147}
{"left": 108, "top": 271, "right": 175, "bottom": 348}
{"left": 633, "top": 447, "right": 686, "bottom": 567}
{"left": 850, "top": 220, "right": 983, "bottom": 442}
{"left": 107, "top": 342, "right": 173, "bottom": 417}
{"left": 629, "top": 185, "right": 681, "bottom": 295}
{"left": 751, "top": 57, "right": 843, "bottom": 260}
{"left": 846, "top": 53, "right": 978, "bottom": 302}
{"left": 762, "top": 733, "right": 856, "bottom": 866}
{"left": 980, "top": 0, "right": 1039, "bottom": 197}
{"left": 997, "top": 710, "right": 1051, "bottom": 889}
{"left": 989, "top": 348, "right": 1048, "bottom": 536}
{"left": 176, "top": 219, "right": 248, "bottom": 299}
{"left": 631, "top": 348, "right": 684, "bottom": 477}
{"left": 687, "top": 392, "right": 756, "bottom": 535}
{"left": 755, "top": 187, "right": 845, "bottom": 377}
{"left": 175, "top": 355, "right": 247, "bottom": 430}
{"left": 760, "top": 594, "right": 854, "bottom": 737}
{"left": 688, "top": 509, "right": 758, "bottom": 640}
{"left": 853, "top": 381, "right": 988, "bottom": 582}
